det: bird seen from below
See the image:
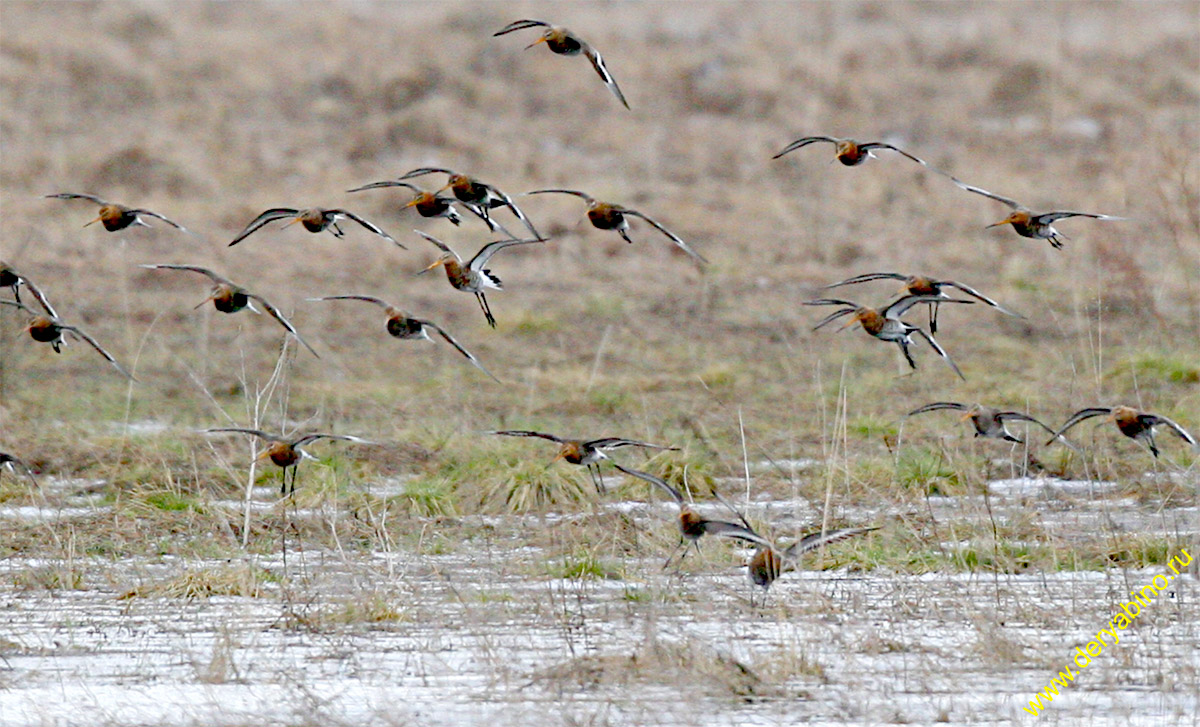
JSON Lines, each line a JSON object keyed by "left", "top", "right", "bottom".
{"left": 414, "top": 230, "right": 544, "bottom": 329}
{"left": 139, "top": 264, "right": 319, "bottom": 358}
{"left": 494, "top": 19, "right": 629, "bottom": 109}
{"left": 227, "top": 207, "right": 400, "bottom": 247}
{"left": 306, "top": 295, "right": 499, "bottom": 382}
{"left": 0, "top": 300, "right": 134, "bottom": 379}
{"left": 803, "top": 294, "right": 971, "bottom": 380}
{"left": 45, "top": 192, "right": 186, "bottom": 232}
{"left": 491, "top": 431, "right": 679, "bottom": 494}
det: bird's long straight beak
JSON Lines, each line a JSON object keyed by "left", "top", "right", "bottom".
{"left": 836, "top": 317, "right": 858, "bottom": 332}
{"left": 418, "top": 259, "right": 443, "bottom": 275}
{"left": 193, "top": 294, "right": 217, "bottom": 311}
{"left": 403, "top": 198, "right": 422, "bottom": 209}
{"left": 84, "top": 215, "right": 102, "bottom": 228}
{"left": 283, "top": 217, "right": 303, "bottom": 228}
{"left": 524, "top": 37, "right": 549, "bottom": 50}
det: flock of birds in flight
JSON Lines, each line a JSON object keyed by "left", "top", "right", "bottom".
{"left": 2, "top": 18, "right": 1197, "bottom": 597}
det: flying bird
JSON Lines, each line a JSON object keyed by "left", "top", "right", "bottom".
{"left": 205, "top": 428, "right": 374, "bottom": 495}
{"left": 824, "top": 272, "right": 1021, "bottom": 334}
{"left": 525, "top": 188, "right": 707, "bottom": 264}
{"left": 746, "top": 527, "right": 879, "bottom": 603}
{"left": 227, "top": 207, "right": 400, "bottom": 247}
{"left": 612, "top": 463, "right": 767, "bottom": 568}
{"left": 907, "top": 402, "right": 1058, "bottom": 444}
{"left": 491, "top": 431, "right": 678, "bottom": 494}
{"left": 306, "top": 295, "right": 499, "bottom": 382}
{"left": 0, "top": 300, "right": 133, "bottom": 379}
{"left": 45, "top": 192, "right": 186, "bottom": 232}
{"left": 803, "top": 294, "right": 971, "bottom": 379}
{"left": 772, "top": 136, "right": 936, "bottom": 169}
{"left": 494, "top": 19, "right": 629, "bottom": 109}
{"left": 139, "top": 264, "right": 318, "bottom": 358}
{"left": 1, "top": 261, "right": 58, "bottom": 318}
{"left": 346, "top": 179, "right": 487, "bottom": 229}
{"left": 949, "top": 177, "right": 1124, "bottom": 249}
{"left": 414, "top": 230, "right": 544, "bottom": 329}
{"left": 395, "top": 168, "right": 539, "bottom": 238}
{"left": 1047, "top": 406, "right": 1197, "bottom": 458}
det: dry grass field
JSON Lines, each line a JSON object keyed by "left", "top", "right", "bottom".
{"left": 1, "top": 1, "right": 1198, "bottom": 725}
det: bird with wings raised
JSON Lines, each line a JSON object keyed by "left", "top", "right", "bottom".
{"left": 1046, "top": 406, "right": 1197, "bottom": 458}
{"left": 306, "top": 295, "right": 499, "bottom": 382}
{"left": 525, "top": 188, "right": 707, "bottom": 265}
{"left": 206, "top": 428, "right": 374, "bottom": 495}
{"left": 803, "top": 294, "right": 971, "bottom": 379}
{"left": 139, "top": 264, "right": 318, "bottom": 358}
{"left": 948, "top": 177, "right": 1124, "bottom": 249}
{"left": 494, "top": 19, "right": 629, "bottom": 109}
{"left": 227, "top": 207, "right": 400, "bottom": 247}
{"left": 395, "top": 168, "right": 539, "bottom": 238}
{"left": 1, "top": 261, "right": 58, "bottom": 318}
{"left": 1, "top": 300, "right": 133, "bottom": 379}
{"left": 908, "top": 402, "right": 1058, "bottom": 444}
{"left": 491, "top": 431, "right": 678, "bottom": 494}
{"left": 824, "top": 272, "right": 1021, "bottom": 334}
{"left": 45, "top": 192, "right": 186, "bottom": 232}
{"left": 414, "top": 230, "right": 544, "bottom": 329}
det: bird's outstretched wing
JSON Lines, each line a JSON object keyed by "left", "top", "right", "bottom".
{"left": 1034, "top": 211, "right": 1126, "bottom": 224}
{"left": 771, "top": 136, "right": 839, "bottom": 160}
{"left": 586, "top": 438, "right": 678, "bottom": 452}
{"left": 61, "top": 324, "right": 134, "bottom": 380}
{"left": 398, "top": 167, "right": 456, "bottom": 180}
{"left": 580, "top": 42, "right": 630, "bottom": 109}
{"left": 620, "top": 209, "right": 707, "bottom": 264}
{"left": 205, "top": 427, "right": 275, "bottom": 441}
{"left": 412, "top": 229, "right": 455, "bottom": 257}
{"left": 524, "top": 188, "right": 597, "bottom": 204}
{"left": 245, "top": 293, "right": 319, "bottom": 358}
{"left": 907, "top": 402, "right": 969, "bottom": 416}
{"left": 418, "top": 320, "right": 501, "bottom": 384}
{"left": 346, "top": 180, "right": 421, "bottom": 194}
{"left": 328, "top": 210, "right": 402, "bottom": 247}
{"left": 292, "top": 433, "right": 375, "bottom": 447}
{"left": 783, "top": 526, "right": 878, "bottom": 560}
{"left": 129, "top": 208, "right": 186, "bottom": 230}
{"left": 948, "top": 178, "right": 1022, "bottom": 209}
{"left": 306, "top": 294, "right": 392, "bottom": 310}
{"left": 858, "top": 142, "right": 937, "bottom": 169}
{"left": 994, "top": 411, "right": 1059, "bottom": 438}
{"left": 823, "top": 272, "right": 907, "bottom": 289}
{"left": 911, "top": 328, "right": 965, "bottom": 380}
{"left": 468, "top": 237, "right": 544, "bottom": 271}
{"left": 611, "top": 463, "right": 684, "bottom": 504}
{"left": 701, "top": 520, "right": 774, "bottom": 548}
{"left": 1143, "top": 415, "right": 1198, "bottom": 448}
{"left": 937, "top": 280, "right": 1023, "bottom": 318}
{"left": 44, "top": 192, "right": 110, "bottom": 205}
{"left": 1045, "top": 408, "right": 1113, "bottom": 446}
{"left": 489, "top": 430, "right": 569, "bottom": 444}
{"left": 493, "top": 19, "right": 553, "bottom": 36}
{"left": 882, "top": 294, "right": 972, "bottom": 321}
{"left": 10, "top": 271, "right": 58, "bottom": 318}
{"left": 140, "top": 264, "right": 235, "bottom": 287}
{"left": 228, "top": 208, "right": 300, "bottom": 246}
